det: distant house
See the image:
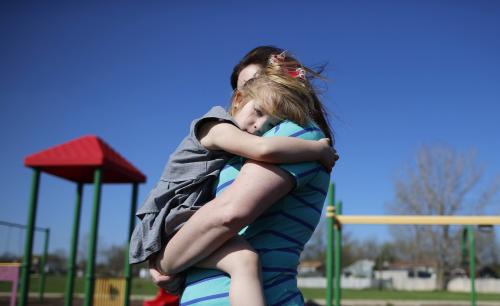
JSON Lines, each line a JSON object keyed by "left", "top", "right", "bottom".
{"left": 339, "top": 259, "right": 438, "bottom": 290}
{"left": 375, "top": 260, "right": 437, "bottom": 291}
{"left": 298, "top": 260, "right": 324, "bottom": 277}
{"left": 478, "top": 266, "right": 498, "bottom": 278}
{"left": 341, "top": 260, "right": 376, "bottom": 289}
{"left": 342, "top": 259, "right": 374, "bottom": 278}
{"left": 385, "top": 261, "right": 436, "bottom": 278}
{"left": 298, "top": 258, "right": 500, "bottom": 292}
{"left": 452, "top": 265, "right": 498, "bottom": 278}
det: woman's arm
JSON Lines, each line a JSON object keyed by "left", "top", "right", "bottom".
{"left": 198, "top": 121, "right": 337, "bottom": 171}
{"left": 157, "top": 160, "right": 295, "bottom": 275}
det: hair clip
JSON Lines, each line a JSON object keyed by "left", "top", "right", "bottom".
{"left": 269, "top": 51, "right": 306, "bottom": 80}
{"left": 268, "top": 51, "right": 287, "bottom": 66}
{"left": 288, "top": 67, "right": 306, "bottom": 80}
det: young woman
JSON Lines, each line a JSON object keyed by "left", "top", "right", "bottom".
{"left": 150, "top": 46, "right": 338, "bottom": 305}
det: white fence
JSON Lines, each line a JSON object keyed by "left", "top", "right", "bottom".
{"left": 374, "top": 271, "right": 437, "bottom": 291}
{"left": 298, "top": 276, "right": 500, "bottom": 293}
{"left": 298, "top": 277, "right": 375, "bottom": 289}
{"left": 448, "top": 278, "right": 500, "bottom": 293}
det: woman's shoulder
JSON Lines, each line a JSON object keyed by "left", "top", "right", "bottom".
{"left": 263, "top": 120, "right": 325, "bottom": 140}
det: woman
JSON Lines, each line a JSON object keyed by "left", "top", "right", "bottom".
{"left": 150, "top": 46, "right": 336, "bottom": 305}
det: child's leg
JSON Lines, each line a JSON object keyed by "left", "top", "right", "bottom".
{"left": 195, "top": 236, "right": 266, "bottom": 306}
{"left": 155, "top": 235, "right": 265, "bottom": 305}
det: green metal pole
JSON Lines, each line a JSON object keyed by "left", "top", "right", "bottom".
{"left": 461, "top": 227, "right": 467, "bottom": 268}
{"left": 39, "top": 228, "right": 50, "bottom": 302}
{"left": 124, "top": 183, "right": 139, "bottom": 306}
{"left": 468, "top": 225, "right": 477, "bottom": 306}
{"left": 84, "top": 169, "right": 103, "bottom": 306}
{"left": 334, "top": 200, "right": 343, "bottom": 306}
{"left": 326, "top": 183, "right": 335, "bottom": 306}
{"left": 19, "top": 168, "right": 41, "bottom": 306}
{"left": 65, "top": 183, "right": 84, "bottom": 306}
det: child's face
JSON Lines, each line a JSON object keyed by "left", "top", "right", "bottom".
{"left": 233, "top": 99, "right": 279, "bottom": 136}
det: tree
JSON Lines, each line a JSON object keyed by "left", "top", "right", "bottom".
{"left": 386, "top": 144, "right": 499, "bottom": 289}
{"left": 97, "top": 244, "right": 127, "bottom": 277}
{"left": 302, "top": 218, "right": 327, "bottom": 262}
{"left": 474, "top": 226, "right": 499, "bottom": 271}
{"left": 374, "top": 242, "right": 398, "bottom": 270}
{"left": 301, "top": 218, "right": 381, "bottom": 266}
{"left": 46, "top": 248, "right": 68, "bottom": 275}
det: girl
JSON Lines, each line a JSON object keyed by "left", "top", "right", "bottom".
{"left": 130, "top": 53, "right": 335, "bottom": 306}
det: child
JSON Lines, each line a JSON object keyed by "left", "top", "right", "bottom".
{"left": 130, "top": 56, "right": 335, "bottom": 306}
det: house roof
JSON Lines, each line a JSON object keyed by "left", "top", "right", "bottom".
{"left": 343, "top": 259, "right": 375, "bottom": 277}
{"left": 388, "top": 260, "right": 437, "bottom": 270}
{"left": 299, "top": 260, "right": 324, "bottom": 268}
{"left": 24, "top": 135, "right": 146, "bottom": 183}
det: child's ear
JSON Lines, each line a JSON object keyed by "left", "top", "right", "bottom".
{"left": 232, "top": 90, "right": 242, "bottom": 108}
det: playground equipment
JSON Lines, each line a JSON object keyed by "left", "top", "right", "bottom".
{"left": 0, "top": 221, "right": 50, "bottom": 303}
{"left": 21, "top": 135, "right": 146, "bottom": 306}
{"left": 0, "top": 263, "right": 21, "bottom": 306}
{"left": 325, "top": 183, "right": 500, "bottom": 306}
{"left": 93, "top": 278, "right": 126, "bottom": 306}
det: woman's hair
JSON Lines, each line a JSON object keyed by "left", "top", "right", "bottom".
{"left": 231, "top": 46, "right": 334, "bottom": 143}
{"left": 230, "top": 46, "right": 284, "bottom": 90}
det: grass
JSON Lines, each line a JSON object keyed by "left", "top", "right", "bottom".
{"left": 1, "top": 276, "right": 157, "bottom": 296}
{"left": 300, "top": 288, "right": 500, "bottom": 301}
{"left": 2, "top": 276, "right": 500, "bottom": 301}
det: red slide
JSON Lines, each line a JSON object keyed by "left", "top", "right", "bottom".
{"left": 143, "top": 289, "right": 179, "bottom": 306}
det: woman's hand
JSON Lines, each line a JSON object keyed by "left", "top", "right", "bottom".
{"left": 148, "top": 257, "right": 184, "bottom": 295}
{"left": 318, "top": 138, "right": 339, "bottom": 171}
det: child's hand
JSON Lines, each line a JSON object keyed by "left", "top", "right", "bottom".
{"left": 149, "top": 257, "right": 185, "bottom": 295}
{"left": 318, "top": 138, "right": 339, "bottom": 172}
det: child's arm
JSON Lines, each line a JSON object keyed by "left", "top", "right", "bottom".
{"left": 198, "top": 121, "right": 337, "bottom": 171}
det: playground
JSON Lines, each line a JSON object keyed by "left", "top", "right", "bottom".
{"left": 1, "top": 135, "right": 499, "bottom": 306}
{"left": 2, "top": 278, "right": 500, "bottom": 306}
{"left": 0, "top": 136, "right": 179, "bottom": 306}
{"left": 3, "top": 2, "right": 500, "bottom": 306}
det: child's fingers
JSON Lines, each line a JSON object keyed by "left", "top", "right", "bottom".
{"left": 148, "top": 257, "right": 182, "bottom": 293}
{"left": 149, "top": 268, "right": 183, "bottom": 293}
{"left": 319, "top": 138, "right": 331, "bottom": 145}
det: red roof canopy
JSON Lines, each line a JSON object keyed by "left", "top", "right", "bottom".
{"left": 24, "top": 135, "right": 146, "bottom": 183}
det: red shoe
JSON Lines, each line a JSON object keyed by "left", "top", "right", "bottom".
{"left": 143, "top": 289, "right": 179, "bottom": 306}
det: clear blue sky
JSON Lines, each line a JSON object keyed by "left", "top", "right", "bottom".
{"left": 1, "top": 1, "right": 499, "bottom": 257}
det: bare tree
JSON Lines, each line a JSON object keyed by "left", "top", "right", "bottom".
{"left": 301, "top": 219, "right": 381, "bottom": 268}
{"left": 97, "top": 243, "right": 126, "bottom": 277}
{"left": 386, "top": 144, "right": 500, "bottom": 289}
{"left": 475, "top": 227, "right": 499, "bottom": 271}
{"left": 340, "top": 234, "right": 389, "bottom": 267}
{"left": 302, "top": 218, "right": 327, "bottom": 262}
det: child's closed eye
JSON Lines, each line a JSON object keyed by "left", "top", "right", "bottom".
{"left": 254, "top": 107, "right": 264, "bottom": 117}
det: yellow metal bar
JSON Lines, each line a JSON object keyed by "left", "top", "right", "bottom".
{"left": 326, "top": 205, "right": 334, "bottom": 217}
{"left": 0, "top": 263, "right": 21, "bottom": 267}
{"left": 334, "top": 215, "right": 500, "bottom": 225}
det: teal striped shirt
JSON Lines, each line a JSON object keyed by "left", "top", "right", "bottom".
{"left": 180, "top": 120, "right": 330, "bottom": 306}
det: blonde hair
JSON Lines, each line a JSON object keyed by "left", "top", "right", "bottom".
{"left": 231, "top": 47, "right": 333, "bottom": 142}
{"left": 229, "top": 59, "right": 317, "bottom": 127}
